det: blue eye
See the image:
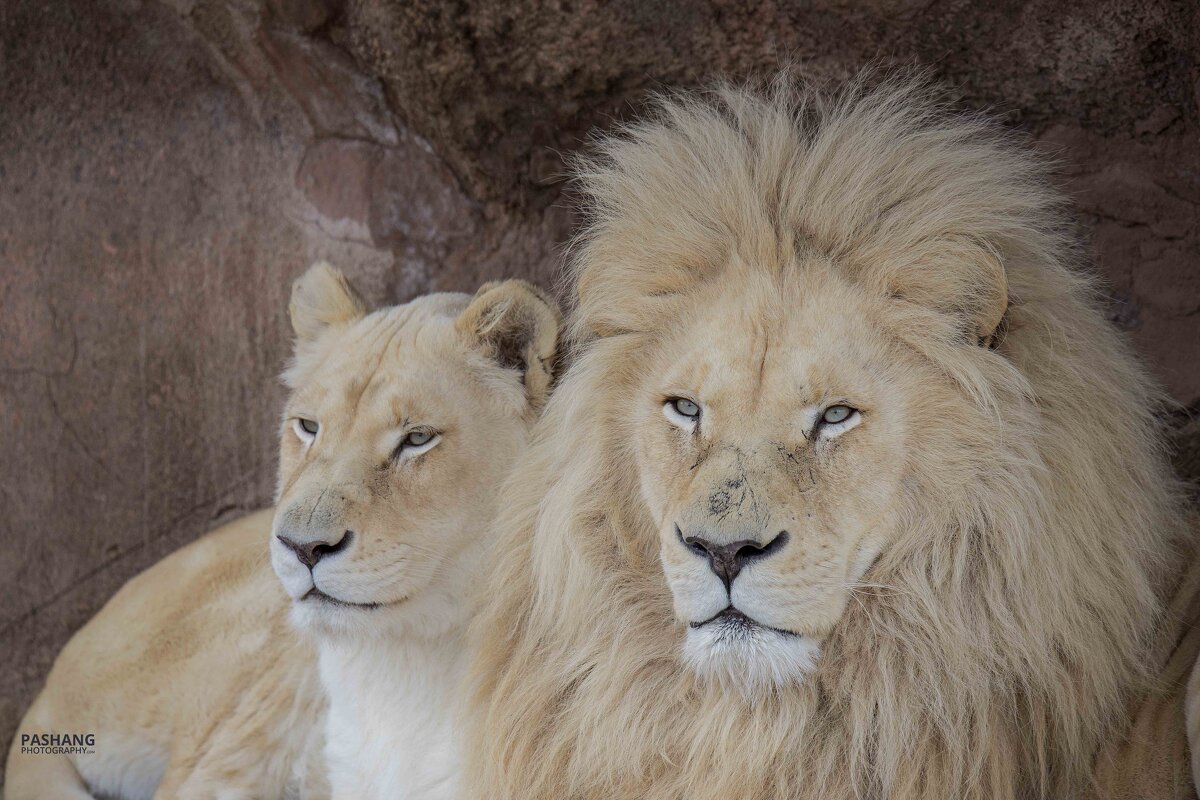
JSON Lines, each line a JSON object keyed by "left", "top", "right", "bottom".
{"left": 405, "top": 430, "right": 433, "bottom": 447}
{"left": 671, "top": 398, "right": 700, "bottom": 418}
{"left": 393, "top": 429, "right": 439, "bottom": 461}
{"left": 821, "top": 405, "right": 853, "bottom": 425}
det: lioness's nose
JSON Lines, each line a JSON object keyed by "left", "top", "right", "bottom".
{"left": 677, "top": 527, "right": 790, "bottom": 592}
{"left": 276, "top": 530, "right": 353, "bottom": 569}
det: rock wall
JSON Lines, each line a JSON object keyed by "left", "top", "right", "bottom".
{"left": 1, "top": 0, "right": 1197, "bottom": 776}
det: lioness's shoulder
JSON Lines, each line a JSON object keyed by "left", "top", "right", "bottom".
{"left": 54, "top": 509, "right": 286, "bottom": 680}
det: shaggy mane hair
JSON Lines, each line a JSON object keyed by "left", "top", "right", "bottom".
{"left": 466, "top": 74, "right": 1193, "bottom": 800}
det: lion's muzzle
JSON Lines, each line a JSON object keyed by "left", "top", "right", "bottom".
{"left": 676, "top": 525, "right": 790, "bottom": 592}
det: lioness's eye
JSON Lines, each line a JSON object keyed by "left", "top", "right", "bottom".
{"left": 405, "top": 430, "right": 432, "bottom": 447}
{"left": 822, "top": 405, "right": 853, "bottom": 425}
{"left": 394, "top": 429, "right": 441, "bottom": 460}
{"left": 670, "top": 398, "right": 700, "bottom": 418}
{"left": 293, "top": 418, "right": 319, "bottom": 443}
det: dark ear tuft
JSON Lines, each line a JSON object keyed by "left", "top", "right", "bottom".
{"left": 456, "top": 280, "right": 562, "bottom": 408}
{"left": 289, "top": 262, "right": 367, "bottom": 343}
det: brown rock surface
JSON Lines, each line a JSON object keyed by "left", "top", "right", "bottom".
{"left": 1, "top": 0, "right": 1197, "bottom": 780}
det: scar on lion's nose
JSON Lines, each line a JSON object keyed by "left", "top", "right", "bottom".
{"left": 709, "top": 477, "right": 747, "bottom": 516}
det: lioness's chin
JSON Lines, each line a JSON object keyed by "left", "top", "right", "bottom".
{"left": 288, "top": 596, "right": 390, "bottom": 638}
{"left": 682, "top": 623, "right": 821, "bottom": 695}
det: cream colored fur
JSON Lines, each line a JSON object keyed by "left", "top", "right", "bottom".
{"left": 466, "top": 75, "right": 1200, "bottom": 800}
{"left": 270, "top": 266, "right": 560, "bottom": 800}
{"left": 4, "top": 511, "right": 328, "bottom": 800}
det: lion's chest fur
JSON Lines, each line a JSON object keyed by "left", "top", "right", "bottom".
{"left": 319, "top": 635, "right": 465, "bottom": 800}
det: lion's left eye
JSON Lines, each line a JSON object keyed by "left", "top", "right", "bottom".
{"left": 394, "top": 429, "right": 440, "bottom": 459}
{"left": 663, "top": 397, "right": 701, "bottom": 430}
{"left": 822, "top": 405, "right": 853, "bottom": 425}
{"left": 405, "top": 430, "right": 433, "bottom": 447}
{"left": 814, "top": 404, "right": 861, "bottom": 439}
{"left": 671, "top": 398, "right": 700, "bottom": 418}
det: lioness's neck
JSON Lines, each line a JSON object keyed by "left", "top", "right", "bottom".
{"left": 317, "top": 581, "right": 476, "bottom": 800}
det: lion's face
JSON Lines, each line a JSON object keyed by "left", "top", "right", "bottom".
{"left": 270, "top": 266, "right": 558, "bottom": 640}
{"left": 631, "top": 265, "right": 914, "bottom": 691}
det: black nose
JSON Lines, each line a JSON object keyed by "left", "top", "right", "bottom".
{"left": 677, "top": 527, "right": 789, "bottom": 592}
{"left": 276, "top": 530, "right": 353, "bottom": 569}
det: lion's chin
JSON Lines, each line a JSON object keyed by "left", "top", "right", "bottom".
{"left": 682, "top": 617, "right": 820, "bottom": 697}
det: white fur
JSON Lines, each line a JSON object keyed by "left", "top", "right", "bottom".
{"left": 314, "top": 551, "right": 482, "bottom": 800}
{"left": 320, "top": 636, "right": 464, "bottom": 800}
{"left": 74, "top": 734, "right": 166, "bottom": 800}
{"left": 683, "top": 622, "right": 822, "bottom": 696}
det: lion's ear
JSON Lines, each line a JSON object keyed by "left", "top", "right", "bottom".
{"left": 456, "top": 280, "right": 562, "bottom": 408}
{"left": 883, "top": 239, "right": 1009, "bottom": 345}
{"left": 289, "top": 262, "right": 367, "bottom": 343}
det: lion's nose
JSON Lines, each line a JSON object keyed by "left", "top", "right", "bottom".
{"left": 677, "top": 527, "right": 790, "bottom": 592}
{"left": 276, "top": 530, "right": 353, "bottom": 570}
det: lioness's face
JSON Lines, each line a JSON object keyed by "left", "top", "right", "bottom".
{"left": 633, "top": 266, "right": 913, "bottom": 691}
{"left": 270, "top": 267, "right": 558, "bottom": 639}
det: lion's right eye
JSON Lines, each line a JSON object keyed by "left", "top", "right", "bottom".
{"left": 672, "top": 398, "right": 700, "bottom": 417}
{"left": 821, "top": 405, "right": 853, "bottom": 424}
{"left": 663, "top": 397, "right": 701, "bottom": 430}
{"left": 293, "top": 418, "right": 319, "bottom": 444}
{"left": 393, "top": 428, "right": 441, "bottom": 460}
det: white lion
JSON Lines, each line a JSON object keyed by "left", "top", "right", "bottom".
{"left": 5, "top": 263, "right": 558, "bottom": 800}
{"left": 465, "top": 76, "right": 1200, "bottom": 800}
{"left": 269, "top": 265, "right": 560, "bottom": 800}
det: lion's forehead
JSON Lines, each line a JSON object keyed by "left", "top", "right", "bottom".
{"left": 659, "top": 327, "right": 887, "bottom": 426}
{"left": 662, "top": 271, "right": 886, "bottom": 397}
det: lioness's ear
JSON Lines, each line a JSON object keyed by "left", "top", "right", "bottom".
{"left": 456, "top": 280, "right": 562, "bottom": 408}
{"left": 289, "top": 262, "right": 367, "bottom": 342}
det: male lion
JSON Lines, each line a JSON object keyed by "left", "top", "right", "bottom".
{"left": 466, "top": 77, "right": 1200, "bottom": 800}
{"left": 6, "top": 263, "right": 559, "bottom": 800}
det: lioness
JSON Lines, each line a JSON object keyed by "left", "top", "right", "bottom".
{"left": 466, "top": 77, "right": 1200, "bottom": 800}
{"left": 6, "top": 263, "right": 559, "bottom": 800}
{"left": 268, "top": 266, "right": 559, "bottom": 799}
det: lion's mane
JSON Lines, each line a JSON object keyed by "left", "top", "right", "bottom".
{"left": 466, "top": 75, "right": 1191, "bottom": 800}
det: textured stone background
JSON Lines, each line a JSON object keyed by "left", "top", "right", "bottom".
{"left": 1, "top": 0, "right": 1197, "bottom": 779}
